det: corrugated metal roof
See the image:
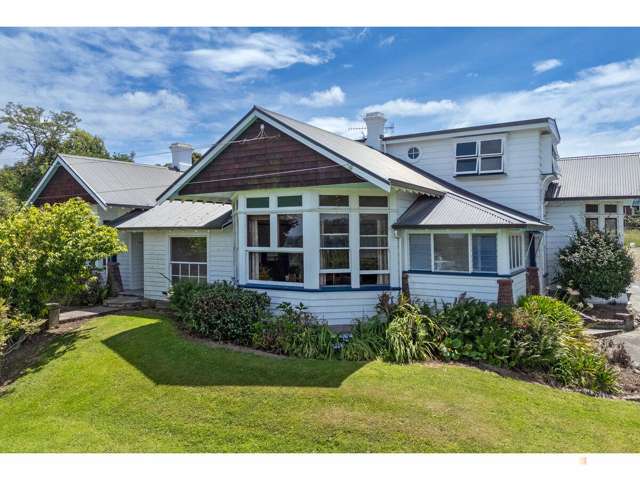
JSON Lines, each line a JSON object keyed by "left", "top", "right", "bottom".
{"left": 256, "top": 107, "right": 449, "bottom": 196}
{"left": 61, "top": 155, "right": 182, "bottom": 207}
{"left": 394, "top": 193, "right": 550, "bottom": 230}
{"left": 546, "top": 152, "right": 640, "bottom": 200}
{"left": 115, "top": 201, "right": 231, "bottom": 229}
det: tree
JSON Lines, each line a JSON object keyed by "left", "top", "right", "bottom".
{"left": 192, "top": 151, "right": 203, "bottom": 164}
{"left": 556, "top": 227, "right": 634, "bottom": 299}
{"left": 110, "top": 151, "right": 135, "bottom": 162}
{"left": 0, "top": 198, "right": 126, "bottom": 315}
{"left": 0, "top": 190, "right": 18, "bottom": 221}
{"left": 60, "top": 129, "right": 110, "bottom": 158}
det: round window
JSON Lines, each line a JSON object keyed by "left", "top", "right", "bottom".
{"left": 408, "top": 147, "right": 420, "bottom": 160}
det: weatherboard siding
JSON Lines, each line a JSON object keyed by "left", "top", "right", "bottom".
{"left": 142, "top": 228, "right": 234, "bottom": 301}
{"left": 386, "top": 129, "right": 545, "bottom": 218}
{"left": 33, "top": 166, "right": 95, "bottom": 206}
{"left": 408, "top": 273, "right": 500, "bottom": 304}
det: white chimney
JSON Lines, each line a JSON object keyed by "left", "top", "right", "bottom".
{"left": 169, "top": 143, "right": 194, "bottom": 171}
{"left": 364, "top": 112, "right": 387, "bottom": 150}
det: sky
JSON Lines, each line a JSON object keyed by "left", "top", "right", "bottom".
{"left": 1, "top": 27, "right": 640, "bottom": 167}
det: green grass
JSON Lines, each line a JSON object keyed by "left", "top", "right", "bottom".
{"left": 625, "top": 228, "right": 640, "bottom": 247}
{"left": 1, "top": 312, "right": 640, "bottom": 452}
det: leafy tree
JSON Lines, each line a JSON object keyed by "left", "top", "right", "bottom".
{"left": 110, "top": 151, "right": 135, "bottom": 162}
{"left": 59, "top": 129, "right": 110, "bottom": 158}
{"left": 556, "top": 227, "right": 634, "bottom": 299}
{"left": 0, "top": 190, "right": 19, "bottom": 221}
{"left": 192, "top": 151, "right": 203, "bottom": 164}
{"left": 0, "top": 198, "right": 126, "bottom": 315}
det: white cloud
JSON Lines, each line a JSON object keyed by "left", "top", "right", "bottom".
{"left": 287, "top": 86, "right": 346, "bottom": 108}
{"left": 307, "top": 116, "right": 364, "bottom": 139}
{"left": 379, "top": 35, "right": 395, "bottom": 47}
{"left": 186, "top": 32, "right": 327, "bottom": 74}
{"left": 533, "top": 58, "right": 562, "bottom": 73}
{"left": 360, "top": 98, "right": 458, "bottom": 117}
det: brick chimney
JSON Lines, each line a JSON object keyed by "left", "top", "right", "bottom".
{"left": 364, "top": 112, "right": 386, "bottom": 150}
{"left": 170, "top": 143, "right": 194, "bottom": 172}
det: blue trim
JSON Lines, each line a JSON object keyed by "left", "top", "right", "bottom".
{"left": 454, "top": 172, "right": 507, "bottom": 178}
{"left": 240, "top": 283, "right": 400, "bottom": 293}
{"left": 406, "top": 269, "right": 524, "bottom": 278}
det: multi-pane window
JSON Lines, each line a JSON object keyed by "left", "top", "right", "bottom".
{"left": 585, "top": 204, "right": 599, "bottom": 213}
{"left": 455, "top": 138, "right": 503, "bottom": 175}
{"left": 249, "top": 252, "right": 304, "bottom": 283}
{"left": 605, "top": 217, "right": 618, "bottom": 236}
{"left": 170, "top": 237, "right": 207, "bottom": 284}
{"left": 319, "top": 195, "right": 349, "bottom": 207}
{"left": 509, "top": 234, "right": 524, "bottom": 271}
{"left": 604, "top": 204, "right": 618, "bottom": 214}
{"left": 278, "top": 214, "right": 303, "bottom": 247}
{"left": 359, "top": 213, "right": 389, "bottom": 285}
{"left": 585, "top": 217, "right": 599, "bottom": 231}
{"left": 247, "top": 215, "right": 270, "bottom": 247}
{"left": 320, "top": 213, "right": 350, "bottom": 287}
{"left": 410, "top": 233, "right": 497, "bottom": 274}
{"left": 246, "top": 197, "right": 269, "bottom": 208}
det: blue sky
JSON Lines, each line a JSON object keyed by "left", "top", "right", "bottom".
{"left": 1, "top": 27, "right": 640, "bottom": 166}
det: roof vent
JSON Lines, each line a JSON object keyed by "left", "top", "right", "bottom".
{"left": 169, "top": 143, "right": 194, "bottom": 172}
{"left": 364, "top": 112, "right": 386, "bottom": 150}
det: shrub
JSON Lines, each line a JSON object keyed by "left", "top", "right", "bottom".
{"left": 624, "top": 214, "right": 640, "bottom": 229}
{"left": 64, "top": 269, "right": 110, "bottom": 306}
{"left": 0, "top": 298, "right": 42, "bottom": 371}
{"left": 0, "top": 198, "right": 126, "bottom": 315}
{"left": 556, "top": 227, "right": 634, "bottom": 300}
{"left": 340, "top": 316, "right": 386, "bottom": 361}
{"left": 170, "top": 280, "right": 270, "bottom": 345}
{"left": 384, "top": 302, "right": 444, "bottom": 364}
{"left": 253, "top": 303, "right": 341, "bottom": 359}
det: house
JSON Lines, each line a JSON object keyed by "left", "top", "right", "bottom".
{"left": 28, "top": 106, "right": 640, "bottom": 328}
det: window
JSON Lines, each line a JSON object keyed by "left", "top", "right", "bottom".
{"left": 408, "top": 146, "right": 420, "bottom": 160}
{"left": 247, "top": 197, "right": 269, "bottom": 208}
{"left": 277, "top": 195, "right": 302, "bottom": 208}
{"left": 605, "top": 217, "right": 618, "bottom": 236}
{"left": 455, "top": 138, "right": 503, "bottom": 175}
{"left": 319, "top": 195, "right": 349, "bottom": 207}
{"left": 359, "top": 213, "right": 389, "bottom": 285}
{"left": 509, "top": 234, "right": 524, "bottom": 271}
{"left": 604, "top": 204, "right": 618, "bottom": 214}
{"left": 359, "top": 196, "right": 388, "bottom": 207}
{"left": 472, "top": 234, "right": 497, "bottom": 273}
{"left": 247, "top": 215, "right": 270, "bottom": 247}
{"left": 409, "top": 234, "right": 431, "bottom": 271}
{"left": 585, "top": 204, "right": 599, "bottom": 213}
{"left": 320, "top": 214, "right": 350, "bottom": 287}
{"left": 433, "top": 233, "right": 469, "bottom": 272}
{"left": 278, "top": 214, "right": 303, "bottom": 247}
{"left": 585, "top": 217, "right": 599, "bottom": 231}
{"left": 249, "top": 252, "right": 304, "bottom": 283}
{"left": 170, "top": 237, "right": 207, "bottom": 284}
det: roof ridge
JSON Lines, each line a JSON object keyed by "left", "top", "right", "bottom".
{"left": 61, "top": 154, "right": 179, "bottom": 171}
{"left": 560, "top": 152, "right": 640, "bottom": 161}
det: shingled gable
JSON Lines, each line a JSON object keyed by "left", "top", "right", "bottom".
{"left": 178, "top": 119, "right": 365, "bottom": 197}
{"left": 30, "top": 157, "right": 104, "bottom": 208}
{"left": 158, "top": 106, "right": 448, "bottom": 203}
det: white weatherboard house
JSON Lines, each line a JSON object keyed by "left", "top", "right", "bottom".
{"left": 29, "top": 106, "right": 640, "bottom": 328}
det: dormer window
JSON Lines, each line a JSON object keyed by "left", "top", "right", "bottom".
{"left": 407, "top": 146, "right": 420, "bottom": 160}
{"left": 455, "top": 138, "right": 504, "bottom": 175}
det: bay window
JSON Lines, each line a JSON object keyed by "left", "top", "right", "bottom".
{"left": 249, "top": 252, "right": 304, "bottom": 283}
{"left": 409, "top": 232, "right": 498, "bottom": 274}
{"left": 247, "top": 215, "right": 270, "bottom": 247}
{"left": 170, "top": 237, "right": 207, "bottom": 284}
{"left": 278, "top": 214, "right": 303, "bottom": 247}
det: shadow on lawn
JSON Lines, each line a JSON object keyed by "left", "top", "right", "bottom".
{"left": 102, "top": 320, "right": 366, "bottom": 388}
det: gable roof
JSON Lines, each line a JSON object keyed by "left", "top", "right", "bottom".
{"left": 158, "top": 106, "right": 449, "bottom": 202}
{"left": 28, "top": 154, "right": 182, "bottom": 209}
{"left": 394, "top": 192, "right": 550, "bottom": 230}
{"left": 546, "top": 152, "right": 640, "bottom": 201}
{"left": 115, "top": 201, "right": 232, "bottom": 229}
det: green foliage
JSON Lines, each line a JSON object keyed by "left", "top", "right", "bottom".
{"left": 64, "top": 270, "right": 110, "bottom": 307}
{"left": 0, "top": 298, "right": 41, "bottom": 367}
{"left": 0, "top": 189, "right": 19, "bottom": 221}
{"left": 384, "top": 302, "right": 444, "bottom": 364}
{"left": 624, "top": 214, "right": 640, "bottom": 229}
{"left": 170, "top": 280, "right": 270, "bottom": 345}
{"left": 340, "top": 317, "right": 386, "bottom": 361}
{"left": 60, "top": 129, "right": 111, "bottom": 158}
{"left": 0, "top": 198, "right": 126, "bottom": 315}
{"left": 557, "top": 227, "right": 634, "bottom": 299}
{"left": 252, "top": 303, "right": 340, "bottom": 359}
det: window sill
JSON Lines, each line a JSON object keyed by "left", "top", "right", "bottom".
{"left": 240, "top": 283, "right": 400, "bottom": 292}
{"left": 454, "top": 172, "right": 506, "bottom": 178}
{"left": 407, "top": 269, "right": 511, "bottom": 278}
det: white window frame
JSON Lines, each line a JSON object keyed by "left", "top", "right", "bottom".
{"left": 454, "top": 136, "right": 505, "bottom": 176}
{"left": 359, "top": 212, "right": 390, "bottom": 286}
{"left": 169, "top": 234, "right": 209, "bottom": 285}
{"left": 407, "top": 146, "right": 421, "bottom": 161}
{"left": 583, "top": 202, "right": 622, "bottom": 237}
{"left": 508, "top": 233, "right": 524, "bottom": 271}
{"left": 407, "top": 231, "right": 498, "bottom": 274}
{"left": 319, "top": 212, "right": 351, "bottom": 286}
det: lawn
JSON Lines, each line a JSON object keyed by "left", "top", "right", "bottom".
{"left": 625, "top": 228, "right": 640, "bottom": 247}
{"left": 1, "top": 312, "right": 640, "bottom": 453}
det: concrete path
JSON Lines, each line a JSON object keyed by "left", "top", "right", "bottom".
{"left": 59, "top": 305, "right": 122, "bottom": 323}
